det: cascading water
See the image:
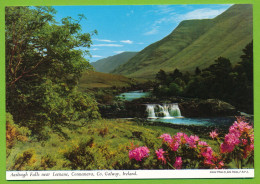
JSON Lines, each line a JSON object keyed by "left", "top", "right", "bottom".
{"left": 146, "top": 104, "right": 182, "bottom": 119}
{"left": 146, "top": 104, "right": 156, "bottom": 118}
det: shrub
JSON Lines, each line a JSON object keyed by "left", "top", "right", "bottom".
{"left": 10, "top": 149, "right": 37, "bottom": 170}
{"left": 128, "top": 117, "right": 254, "bottom": 169}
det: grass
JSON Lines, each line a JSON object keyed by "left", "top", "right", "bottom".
{"left": 78, "top": 70, "right": 135, "bottom": 90}
{"left": 91, "top": 52, "right": 137, "bottom": 73}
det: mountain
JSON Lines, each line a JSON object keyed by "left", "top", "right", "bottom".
{"left": 91, "top": 52, "right": 137, "bottom": 73}
{"left": 79, "top": 70, "right": 135, "bottom": 90}
{"left": 112, "top": 4, "right": 253, "bottom": 79}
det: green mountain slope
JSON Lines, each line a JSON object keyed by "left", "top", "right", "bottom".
{"left": 112, "top": 4, "right": 253, "bottom": 79}
{"left": 79, "top": 70, "right": 134, "bottom": 90}
{"left": 91, "top": 52, "right": 137, "bottom": 73}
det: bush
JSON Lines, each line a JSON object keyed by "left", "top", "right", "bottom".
{"left": 10, "top": 149, "right": 37, "bottom": 170}
{"left": 128, "top": 117, "right": 254, "bottom": 169}
{"left": 6, "top": 113, "right": 30, "bottom": 158}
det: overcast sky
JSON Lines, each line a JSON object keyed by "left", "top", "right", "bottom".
{"left": 53, "top": 4, "right": 232, "bottom": 62}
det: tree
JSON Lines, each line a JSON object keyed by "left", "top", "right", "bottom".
{"left": 5, "top": 6, "right": 100, "bottom": 137}
{"left": 169, "top": 68, "right": 183, "bottom": 81}
{"left": 195, "top": 67, "right": 201, "bottom": 75}
{"left": 239, "top": 41, "right": 253, "bottom": 82}
{"left": 155, "top": 69, "right": 167, "bottom": 83}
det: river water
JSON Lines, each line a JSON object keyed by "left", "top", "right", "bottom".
{"left": 117, "top": 91, "right": 238, "bottom": 128}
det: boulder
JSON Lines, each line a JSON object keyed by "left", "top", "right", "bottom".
{"left": 179, "top": 99, "right": 238, "bottom": 117}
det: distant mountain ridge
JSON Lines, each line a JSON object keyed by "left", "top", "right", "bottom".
{"left": 112, "top": 4, "right": 253, "bottom": 79}
{"left": 91, "top": 52, "right": 137, "bottom": 73}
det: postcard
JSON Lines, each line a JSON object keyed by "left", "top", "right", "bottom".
{"left": 1, "top": 0, "right": 258, "bottom": 182}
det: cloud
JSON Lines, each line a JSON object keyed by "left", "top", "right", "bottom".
{"left": 120, "top": 40, "right": 133, "bottom": 44}
{"left": 94, "top": 39, "right": 116, "bottom": 43}
{"left": 113, "top": 51, "right": 125, "bottom": 54}
{"left": 182, "top": 8, "right": 228, "bottom": 20}
{"left": 144, "top": 26, "right": 159, "bottom": 35}
{"left": 144, "top": 6, "right": 230, "bottom": 36}
{"left": 156, "top": 5, "right": 176, "bottom": 14}
{"left": 92, "top": 55, "right": 103, "bottom": 58}
{"left": 93, "top": 44, "right": 123, "bottom": 47}
{"left": 89, "top": 48, "right": 100, "bottom": 51}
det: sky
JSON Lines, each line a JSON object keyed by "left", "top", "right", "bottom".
{"left": 53, "top": 4, "right": 232, "bottom": 63}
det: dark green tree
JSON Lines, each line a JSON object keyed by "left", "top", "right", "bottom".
{"left": 155, "top": 69, "right": 167, "bottom": 83}
{"left": 169, "top": 68, "right": 183, "bottom": 81}
{"left": 239, "top": 41, "right": 253, "bottom": 82}
{"left": 195, "top": 67, "right": 201, "bottom": 75}
{"left": 5, "top": 6, "right": 100, "bottom": 137}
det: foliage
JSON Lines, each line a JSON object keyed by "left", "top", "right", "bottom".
{"left": 10, "top": 149, "right": 37, "bottom": 171}
{"left": 6, "top": 113, "right": 30, "bottom": 154}
{"left": 7, "top": 118, "right": 253, "bottom": 171}
{"left": 128, "top": 118, "right": 254, "bottom": 169}
{"left": 5, "top": 6, "right": 100, "bottom": 137}
{"left": 40, "top": 155, "right": 57, "bottom": 170}
{"left": 6, "top": 118, "right": 191, "bottom": 170}
{"left": 154, "top": 41, "right": 253, "bottom": 113}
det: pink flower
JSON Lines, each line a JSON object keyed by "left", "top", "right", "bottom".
{"left": 190, "top": 135, "right": 200, "bottom": 142}
{"left": 241, "top": 139, "right": 248, "bottom": 145}
{"left": 229, "top": 126, "right": 241, "bottom": 137}
{"left": 173, "top": 157, "right": 182, "bottom": 169}
{"left": 224, "top": 133, "right": 240, "bottom": 146}
{"left": 186, "top": 135, "right": 199, "bottom": 148}
{"left": 220, "top": 143, "right": 235, "bottom": 153}
{"left": 160, "top": 134, "right": 173, "bottom": 144}
{"left": 201, "top": 147, "right": 214, "bottom": 160}
{"left": 155, "top": 149, "right": 166, "bottom": 164}
{"left": 175, "top": 132, "right": 189, "bottom": 144}
{"left": 209, "top": 130, "right": 218, "bottom": 139}
{"left": 204, "top": 159, "right": 214, "bottom": 166}
{"left": 218, "top": 161, "right": 224, "bottom": 167}
{"left": 129, "top": 146, "right": 150, "bottom": 161}
{"left": 170, "top": 141, "right": 180, "bottom": 151}
{"left": 198, "top": 141, "right": 208, "bottom": 147}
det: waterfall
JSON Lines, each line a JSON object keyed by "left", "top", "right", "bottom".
{"left": 146, "top": 104, "right": 182, "bottom": 119}
{"left": 146, "top": 104, "right": 156, "bottom": 118}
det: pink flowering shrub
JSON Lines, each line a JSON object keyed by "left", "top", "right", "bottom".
{"left": 129, "top": 146, "right": 150, "bottom": 161}
{"left": 219, "top": 117, "right": 254, "bottom": 168}
{"left": 128, "top": 117, "right": 254, "bottom": 169}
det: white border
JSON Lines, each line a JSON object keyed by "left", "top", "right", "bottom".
{"left": 6, "top": 169, "right": 254, "bottom": 180}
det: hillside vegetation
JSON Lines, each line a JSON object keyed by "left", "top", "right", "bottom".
{"left": 79, "top": 70, "right": 135, "bottom": 90}
{"left": 7, "top": 116, "right": 220, "bottom": 170}
{"left": 112, "top": 4, "right": 253, "bottom": 79}
{"left": 91, "top": 52, "right": 137, "bottom": 73}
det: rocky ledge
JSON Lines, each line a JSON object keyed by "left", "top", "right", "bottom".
{"left": 99, "top": 97, "right": 238, "bottom": 118}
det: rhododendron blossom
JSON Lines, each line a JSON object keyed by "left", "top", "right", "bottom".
{"left": 129, "top": 146, "right": 150, "bottom": 161}
{"left": 220, "top": 117, "right": 254, "bottom": 156}
{"left": 155, "top": 149, "right": 166, "bottom": 164}
{"left": 186, "top": 135, "right": 199, "bottom": 148}
{"left": 198, "top": 141, "right": 208, "bottom": 147}
{"left": 128, "top": 117, "right": 253, "bottom": 169}
{"left": 160, "top": 134, "right": 173, "bottom": 144}
{"left": 209, "top": 130, "right": 218, "bottom": 139}
{"left": 173, "top": 157, "right": 182, "bottom": 169}
{"left": 220, "top": 142, "right": 235, "bottom": 153}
